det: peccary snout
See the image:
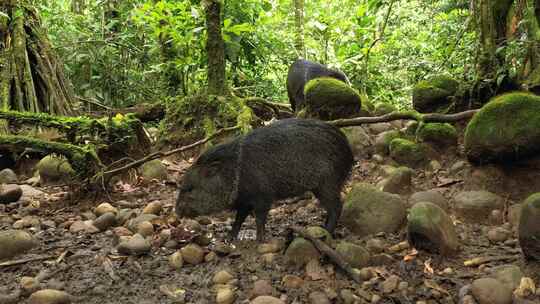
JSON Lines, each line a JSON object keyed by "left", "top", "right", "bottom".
{"left": 175, "top": 118, "right": 354, "bottom": 241}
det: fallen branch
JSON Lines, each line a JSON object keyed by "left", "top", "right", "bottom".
{"left": 329, "top": 109, "right": 479, "bottom": 128}
{"left": 93, "top": 125, "right": 241, "bottom": 185}
{"left": 0, "top": 255, "right": 55, "bottom": 267}
{"left": 286, "top": 226, "right": 362, "bottom": 283}
{"left": 463, "top": 255, "right": 519, "bottom": 267}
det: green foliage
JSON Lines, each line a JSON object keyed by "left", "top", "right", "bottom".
{"left": 38, "top": 0, "right": 474, "bottom": 111}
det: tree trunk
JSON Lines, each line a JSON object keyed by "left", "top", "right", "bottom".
{"left": 0, "top": 1, "right": 75, "bottom": 116}
{"left": 293, "top": 0, "right": 306, "bottom": 59}
{"left": 204, "top": 0, "right": 227, "bottom": 96}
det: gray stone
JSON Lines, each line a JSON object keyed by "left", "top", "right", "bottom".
{"left": 0, "top": 230, "right": 37, "bottom": 260}
{"left": 408, "top": 189, "right": 447, "bottom": 210}
{"left": 471, "top": 278, "right": 512, "bottom": 304}
{"left": 342, "top": 183, "right": 406, "bottom": 237}
{"left": 489, "top": 265, "right": 523, "bottom": 291}
{"left": 0, "top": 169, "right": 17, "bottom": 184}
{"left": 407, "top": 202, "right": 459, "bottom": 256}
{"left": 452, "top": 191, "right": 504, "bottom": 224}
{"left": 0, "top": 184, "right": 22, "bottom": 204}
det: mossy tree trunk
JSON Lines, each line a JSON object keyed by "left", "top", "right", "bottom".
{"left": 0, "top": 0, "right": 75, "bottom": 117}
{"left": 293, "top": 0, "right": 306, "bottom": 59}
{"left": 472, "top": 0, "right": 540, "bottom": 87}
{"left": 153, "top": 0, "right": 185, "bottom": 96}
{"left": 203, "top": 0, "right": 227, "bottom": 96}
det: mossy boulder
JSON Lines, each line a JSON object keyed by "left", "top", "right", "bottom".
{"left": 389, "top": 138, "right": 427, "bottom": 167}
{"left": 374, "top": 130, "right": 403, "bottom": 155}
{"left": 416, "top": 123, "right": 458, "bottom": 147}
{"left": 342, "top": 127, "right": 373, "bottom": 159}
{"left": 373, "top": 102, "right": 397, "bottom": 116}
{"left": 335, "top": 242, "right": 370, "bottom": 268}
{"left": 464, "top": 92, "right": 540, "bottom": 163}
{"left": 303, "top": 77, "right": 362, "bottom": 120}
{"left": 518, "top": 193, "right": 540, "bottom": 261}
{"left": 0, "top": 230, "right": 37, "bottom": 260}
{"left": 341, "top": 183, "right": 406, "bottom": 237}
{"left": 36, "top": 155, "right": 75, "bottom": 183}
{"left": 407, "top": 202, "right": 459, "bottom": 256}
{"left": 139, "top": 159, "right": 167, "bottom": 182}
{"left": 412, "top": 75, "right": 459, "bottom": 113}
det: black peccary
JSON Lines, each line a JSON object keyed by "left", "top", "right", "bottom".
{"left": 175, "top": 118, "right": 354, "bottom": 241}
{"left": 286, "top": 59, "right": 351, "bottom": 112}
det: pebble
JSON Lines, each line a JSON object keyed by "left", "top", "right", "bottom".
{"left": 282, "top": 275, "right": 303, "bottom": 289}
{"left": 251, "top": 296, "right": 285, "bottom": 304}
{"left": 381, "top": 275, "right": 400, "bottom": 294}
{"left": 471, "top": 278, "right": 512, "bottom": 304}
{"left": 487, "top": 227, "right": 511, "bottom": 243}
{"left": 213, "top": 270, "right": 235, "bottom": 285}
{"left": 94, "top": 203, "right": 117, "bottom": 216}
{"left": 180, "top": 244, "right": 205, "bottom": 265}
{"left": 251, "top": 280, "right": 274, "bottom": 298}
{"left": 20, "top": 276, "right": 40, "bottom": 293}
{"left": 28, "top": 289, "right": 71, "bottom": 304}
{"left": 260, "top": 253, "right": 276, "bottom": 264}
{"left": 308, "top": 291, "right": 330, "bottom": 304}
{"left": 366, "top": 238, "right": 385, "bottom": 254}
{"left": 117, "top": 234, "right": 151, "bottom": 255}
{"left": 142, "top": 201, "right": 162, "bottom": 215}
{"left": 92, "top": 212, "right": 117, "bottom": 231}
{"left": 358, "top": 267, "right": 375, "bottom": 281}
{"left": 0, "top": 184, "right": 23, "bottom": 204}
{"left": 340, "top": 289, "right": 357, "bottom": 304}
{"left": 257, "top": 241, "right": 282, "bottom": 254}
{"left": 168, "top": 251, "right": 183, "bottom": 270}
{"left": 205, "top": 252, "right": 217, "bottom": 262}
{"left": 136, "top": 221, "right": 154, "bottom": 237}
{"left": 216, "top": 288, "right": 235, "bottom": 304}
{"left": 0, "top": 230, "right": 37, "bottom": 259}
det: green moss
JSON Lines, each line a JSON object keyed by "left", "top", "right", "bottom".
{"left": 464, "top": 92, "right": 540, "bottom": 162}
{"left": 303, "top": 77, "right": 362, "bottom": 120}
{"left": 417, "top": 123, "right": 458, "bottom": 146}
{"left": 376, "top": 130, "right": 404, "bottom": 155}
{"left": 373, "top": 102, "right": 397, "bottom": 116}
{"left": 412, "top": 75, "right": 459, "bottom": 113}
{"left": 389, "top": 138, "right": 427, "bottom": 167}
{"left": 0, "top": 135, "right": 100, "bottom": 178}
{"left": 523, "top": 193, "right": 540, "bottom": 209}
{"left": 158, "top": 94, "right": 244, "bottom": 147}
{"left": 37, "top": 155, "right": 74, "bottom": 181}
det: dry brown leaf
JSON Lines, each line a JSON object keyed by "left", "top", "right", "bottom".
{"left": 305, "top": 259, "right": 326, "bottom": 281}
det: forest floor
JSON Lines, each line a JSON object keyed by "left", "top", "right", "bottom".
{"left": 1, "top": 121, "right": 540, "bottom": 304}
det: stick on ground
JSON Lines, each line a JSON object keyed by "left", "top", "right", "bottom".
{"left": 287, "top": 226, "right": 362, "bottom": 283}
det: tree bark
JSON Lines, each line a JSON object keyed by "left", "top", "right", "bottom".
{"left": 204, "top": 0, "right": 227, "bottom": 96}
{"left": 293, "top": 0, "right": 305, "bottom": 59}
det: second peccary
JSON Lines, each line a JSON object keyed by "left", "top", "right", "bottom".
{"left": 287, "top": 59, "right": 351, "bottom": 112}
{"left": 176, "top": 118, "right": 354, "bottom": 241}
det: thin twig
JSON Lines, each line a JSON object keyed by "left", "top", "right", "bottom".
{"left": 0, "top": 255, "right": 55, "bottom": 267}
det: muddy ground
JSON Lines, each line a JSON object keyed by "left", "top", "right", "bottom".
{"left": 1, "top": 123, "right": 540, "bottom": 304}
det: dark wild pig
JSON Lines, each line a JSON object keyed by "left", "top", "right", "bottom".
{"left": 176, "top": 118, "right": 354, "bottom": 241}
{"left": 287, "top": 59, "right": 350, "bottom": 112}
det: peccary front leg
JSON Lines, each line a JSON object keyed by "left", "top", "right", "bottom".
{"left": 315, "top": 188, "right": 342, "bottom": 234}
{"left": 229, "top": 206, "right": 252, "bottom": 240}
{"left": 253, "top": 202, "right": 271, "bottom": 242}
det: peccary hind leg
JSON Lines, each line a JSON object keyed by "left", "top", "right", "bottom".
{"left": 254, "top": 201, "right": 271, "bottom": 242}
{"left": 229, "top": 206, "right": 252, "bottom": 240}
{"left": 315, "top": 188, "right": 342, "bottom": 234}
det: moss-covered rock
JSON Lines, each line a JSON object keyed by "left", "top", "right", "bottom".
{"left": 416, "top": 123, "right": 458, "bottom": 147}
{"left": 464, "top": 92, "right": 540, "bottom": 163}
{"left": 412, "top": 75, "right": 459, "bottom": 113}
{"left": 335, "top": 242, "right": 370, "bottom": 268}
{"left": 139, "top": 159, "right": 167, "bottom": 182}
{"left": 373, "top": 102, "right": 397, "bottom": 116}
{"left": 407, "top": 202, "right": 459, "bottom": 256}
{"left": 374, "top": 130, "right": 403, "bottom": 155}
{"left": 303, "top": 77, "right": 362, "bottom": 120}
{"left": 36, "top": 155, "right": 75, "bottom": 183}
{"left": 518, "top": 193, "right": 540, "bottom": 261}
{"left": 342, "top": 183, "right": 406, "bottom": 237}
{"left": 389, "top": 138, "right": 427, "bottom": 167}
{"left": 342, "top": 127, "right": 373, "bottom": 159}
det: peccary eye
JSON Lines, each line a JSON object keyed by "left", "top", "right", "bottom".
{"left": 181, "top": 185, "right": 193, "bottom": 193}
